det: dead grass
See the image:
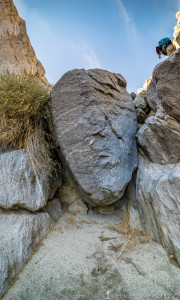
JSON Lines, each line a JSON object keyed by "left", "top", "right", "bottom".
{"left": 116, "top": 208, "right": 153, "bottom": 259}
{"left": 0, "top": 71, "right": 58, "bottom": 184}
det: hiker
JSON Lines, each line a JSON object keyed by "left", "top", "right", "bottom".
{"left": 156, "top": 37, "right": 172, "bottom": 59}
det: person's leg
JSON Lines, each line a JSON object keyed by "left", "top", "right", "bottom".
{"left": 156, "top": 46, "right": 162, "bottom": 58}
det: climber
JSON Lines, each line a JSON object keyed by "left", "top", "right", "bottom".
{"left": 156, "top": 37, "right": 172, "bottom": 58}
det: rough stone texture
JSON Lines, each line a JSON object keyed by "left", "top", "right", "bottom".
{"left": 0, "top": 208, "right": 52, "bottom": 297}
{"left": 97, "top": 204, "right": 115, "bottom": 215}
{"left": 0, "top": 150, "right": 52, "bottom": 211}
{"left": 58, "top": 177, "right": 81, "bottom": 205}
{"left": 0, "top": 0, "right": 48, "bottom": 83}
{"left": 138, "top": 112, "right": 180, "bottom": 164}
{"left": 146, "top": 79, "right": 162, "bottom": 112}
{"left": 43, "top": 198, "right": 62, "bottom": 224}
{"left": 173, "top": 11, "right": 180, "bottom": 49}
{"left": 48, "top": 170, "right": 63, "bottom": 200}
{"left": 176, "top": 30, "right": 180, "bottom": 46}
{"left": 128, "top": 156, "right": 180, "bottom": 266}
{"left": 68, "top": 199, "right": 88, "bottom": 215}
{"left": 133, "top": 94, "right": 147, "bottom": 110}
{"left": 166, "top": 43, "right": 176, "bottom": 56}
{"left": 2, "top": 213, "right": 180, "bottom": 300}
{"left": 146, "top": 49, "right": 180, "bottom": 122}
{"left": 136, "top": 108, "right": 147, "bottom": 124}
{"left": 50, "top": 69, "right": 138, "bottom": 206}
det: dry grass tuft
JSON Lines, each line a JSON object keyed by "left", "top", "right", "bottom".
{"left": 116, "top": 209, "right": 153, "bottom": 259}
{"left": 0, "top": 71, "right": 58, "bottom": 183}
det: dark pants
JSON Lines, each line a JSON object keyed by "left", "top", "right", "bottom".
{"left": 156, "top": 41, "right": 172, "bottom": 56}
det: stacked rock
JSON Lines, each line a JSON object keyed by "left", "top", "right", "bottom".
{"left": 130, "top": 77, "right": 153, "bottom": 127}
{"left": 173, "top": 11, "right": 180, "bottom": 49}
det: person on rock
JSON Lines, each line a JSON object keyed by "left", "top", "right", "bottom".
{"left": 156, "top": 37, "right": 172, "bottom": 58}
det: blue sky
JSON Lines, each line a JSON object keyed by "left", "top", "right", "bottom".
{"left": 14, "top": 0, "right": 180, "bottom": 92}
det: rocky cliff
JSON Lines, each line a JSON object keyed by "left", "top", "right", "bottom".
{"left": 128, "top": 48, "right": 180, "bottom": 266}
{"left": 0, "top": 0, "right": 48, "bottom": 83}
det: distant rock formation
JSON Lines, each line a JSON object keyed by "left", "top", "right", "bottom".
{"left": 50, "top": 69, "right": 138, "bottom": 207}
{"left": 0, "top": 0, "right": 48, "bottom": 83}
{"left": 173, "top": 11, "right": 180, "bottom": 49}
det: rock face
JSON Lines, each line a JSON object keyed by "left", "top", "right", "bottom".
{"left": 0, "top": 150, "right": 52, "bottom": 211}
{"left": 50, "top": 69, "right": 138, "bottom": 206}
{"left": 138, "top": 113, "right": 180, "bottom": 164}
{"left": 128, "top": 48, "right": 180, "bottom": 266}
{"left": 0, "top": 208, "right": 52, "bottom": 296}
{"left": 146, "top": 49, "right": 180, "bottom": 121}
{"left": 0, "top": 149, "right": 63, "bottom": 296}
{"left": 128, "top": 157, "right": 180, "bottom": 265}
{"left": 0, "top": 0, "right": 48, "bottom": 83}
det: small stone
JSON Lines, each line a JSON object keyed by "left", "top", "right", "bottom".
{"left": 43, "top": 198, "right": 62, "bottom": 224}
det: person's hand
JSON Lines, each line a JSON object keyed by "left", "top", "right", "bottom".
{"left": 158, "top": 54, "right": 161, "bottom": 59}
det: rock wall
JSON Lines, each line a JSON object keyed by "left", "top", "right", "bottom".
{"left": 0, "top": 0, "right": 48, "bottom": 84}
{"left": 128, "top": 48, "right": 180, "bottom": 266}
{"left": 0, "top": 150, "right": 62, "bottom": 297}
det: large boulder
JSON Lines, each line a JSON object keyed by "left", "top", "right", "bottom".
{"left": 50, "top": 69, "right": 138, "bottom": 206}
{"left": 0, "top": 150, "right": 62, "bottom": 211}
{"left": 138, "top": 112, "right": 180, "bottom": 164}
{"left": 146, "top": 49, "right": 180, "bottom": 121}
{"left": 0, "top": 208, "right": 52, "bottom": 297}
{"left": 127, "top": 156, "right": 180, "bottom": 266}
{"left": 0, "top": 0, "right": 48, "bottom": 83}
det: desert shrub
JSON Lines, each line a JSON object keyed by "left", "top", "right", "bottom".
{"left": 0, "top": 71, "right": 57, "bottom": 182}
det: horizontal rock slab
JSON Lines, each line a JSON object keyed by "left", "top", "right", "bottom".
{"left": 146, "top": 49, "right": 180, "bottom": 121}
{"left": 0, "top": 150, "right": 61, "bottom": 211}
{"left": 138, "top": 113, "right": 180, "bottom": 164}
{"left": 50, "top": 69, "right": 138, "bottom": 206}
{"left": 0, "top": 208, "right": 52, "bottom": 297}
{"left": 128, "top": 156, "right": 180, "bottom": 266}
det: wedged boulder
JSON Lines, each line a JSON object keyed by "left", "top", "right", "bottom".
{"left": 0, "top": 150, "right": 62, "bottom": 211}
{"left": 133, "top": 94, "right": 147, "bottom": 110}
{"left": 138, "top": 112, "right": 180, "bottom": 164}
{"left": 0, "top": 208, "right": 52, "bottom": 296}
{"left": 50, "top": 69, "right": 138, "bottom": 206}
{"left": 136, "top": 108, "right": 147, "bottom": 124}
{"left": 146, "top": 79, "right": 162, "bottom": 112}
{"left": 146, "top": 49, "right": 180, "bottom": 121}
{"left": 128, "top": 156, "right": 180, "bottom": 266}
